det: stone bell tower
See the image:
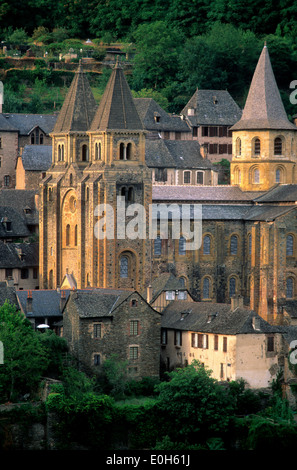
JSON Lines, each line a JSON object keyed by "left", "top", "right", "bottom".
{"left": 230, "top": 44, "right": 297, "bottom": 191}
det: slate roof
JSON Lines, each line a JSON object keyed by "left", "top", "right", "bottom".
{"left": 145, "top": 139, "right": 214, "bottom": 170}
{"left": 161, "top": 300, "right": 283, "bottom": 335}
{"left": 53, "top": 63, "right": 97, "bottom": 133}
{"left": 20, "top": 145, "right": 52, "bottom": 171}
{"left": 2, "top": 113, "right": 57, "bottom": 135}
{"left": 134, "top": 98, "right": 190, "bottom": 132}
{"left": 0, "top": 189, "right": 39, "bottom": 226}
{"left": 142, "top": 273, "right": 189, "bottom": 303}
{"left": 253, "top": 184, "right": 297, "bottom": 203}
{"left": 68, "top": 288, "right": 134, "bottom": 318}
{"left": 0, "top": 113, "right": 18, "bottom": 132}
{"left": 89, "top": 61, "right": 143, "bottom": 132}
{"left": 152, "top": 185, "right": 262, "bottom": 203}
{"left": 231, "top": 45, "right": 297, "bottom": 131}
{"left": 0, "top": 207, "right": 30, "bottom": 238}
{"left": 16, "top": 289, "right": 71, "bottom": 317}
{"left": 0, "top": 241, "right": 38, "bottom": 268}
{"left": 180, "top": 89, "right": 242, "bottom": 126}
{"left": 0, "top": 282, "right": 18, "bottom": 307}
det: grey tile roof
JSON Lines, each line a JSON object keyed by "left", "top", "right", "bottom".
{"left": 0, "top": 207, "right": 30, "bottom": 238}
{"left": 0, "top": 114, "right": 18, "bottom": 132}
{"left": 231, "top": 46, "right": 297, "bottom": 131}
{"left": 3, "top": 113, "right": 57, "bottom": 135}
{"left": 161, "top": 300, "right": 283, "bottom": 335}
{"left": 152, "top": 185, "right": 262, "bottom": 203}
{"left": 0, "top": 282, "right": 18, "bottom": 307}
{"left": 253, "top": 184, "right": 297, "bottom": 203}
{"left": 145, "top": 139, "right": 214, "bottom": 170}
{"left": 0, "top": 189, "right": 39, "bottom": 226}
{"left": 134, "top": 98, "right": 190, "bottom": 132}
{"left": 16, "top": 289, "right": 70, "bottom": 317}
{"left": 21, "top": 145, "right": 52, "bottom": 171}
{"left": 180, "top": 89, "right": 242, "bottom": 126}
{"left": 53, "top": 63, "right": 97, "bottom": 133}
{"left": 0, "top": 241, "right": 38, "bottom": 268}
{"left": 68, "top": 288, "right": 134, "bottom": 318}
{"left": 142, "top": 273, "right": 188, "bottom": 302}
{"left": 89, "top": 62, "right": 143, "bottom": 132}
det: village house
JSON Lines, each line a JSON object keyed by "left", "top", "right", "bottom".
{"left": 16, "top": 145, "right": 52, "bottom": 190}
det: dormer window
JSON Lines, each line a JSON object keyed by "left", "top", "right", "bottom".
{"left": 154, "top": 113, "right": 161, "bottom": 123}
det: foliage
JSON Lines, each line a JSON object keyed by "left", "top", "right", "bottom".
{"left": 155, "top": 361, "right": 234, "bottom": 444}
{"left": 99, "top": 354, "right": 129, "bottom": 399}
{"left": 37, "top": 329, "right": 68, "bottom": 378}
{"left": 132, "top": 88, "right": 169, "bottom": 111}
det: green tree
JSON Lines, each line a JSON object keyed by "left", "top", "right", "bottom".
{"left": 155, "top": 361, "right": 234, "bottom": 445}
{"left": 0, "top": 301, "right": 49, "bottom": 402}
{"left": 132, "top": 88, "right": 169, "bottom": 111}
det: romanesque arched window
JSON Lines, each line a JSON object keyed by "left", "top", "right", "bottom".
{"left": 236, "top": 137, "right": 241, "bottom": 156}
{"left": 229, "top": 277, "right": 236, "bottom": 297}
{"left": 254, "top": 168, "right": 260, "bottom": 184}
{"left": 82, "top": 144, "right": 89, "bottom": 161}
{"left": 254, "top": 138, "right": 261, "bottom": 155}
{"left": 66, "top": 224, "right": 70, "bottom": 246}
{"left": 203, "top": 235, "right": 211, "bottom": 255}
{"left": 274, "top": 137, "right": 283, "bottom": 155}
{"left": 120, "top": 256, "right": 129, "bottom": 278}
{"left": 286, "top": 277, "right": 294, "bottom": 299}
{"left": 154, "top": 236, "right": 162, "bottom": 256}
{"left": 248, "top": 234, "right": 252, "bottom": 256}
{"left": 179, "top": 236, "right": 186, "bottom": 255}
{"left": 230, "top": 235, "right": 238, "bottom": 255}
{"left": 95, "top": 142, "right": 101, "bottom": 160}
{"left": 202, "top": 277, "right": 210, "bottom": 299}
{"left": 126, "top": 143, "right": 132, "bottom": 160}
{"left": 286, "top": 235, "right": 294, "bottom": 257}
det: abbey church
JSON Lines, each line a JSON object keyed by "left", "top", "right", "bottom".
{"left": 39, "top": 43, "right": 297, "bottom": 326}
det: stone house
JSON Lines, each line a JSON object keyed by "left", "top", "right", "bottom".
{"left": 16, "top": 145, "right": 52, "bottom": 190}
{"left": 0, "top": 241, "right": 39, "bottom": 290}
{"left": 180, "top": 89, "right": 242, "bottom": 163}
{"left": 62, "top": 289, "right": 161, "bottom": 379}
{"left": 160, "top": 296, "right": 297, "bottom": 389}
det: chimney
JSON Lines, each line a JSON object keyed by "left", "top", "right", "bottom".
{"left": 26, "top": 290, "right": 33, "bottom": 314}
{"left": 147, "top": 285, "right": 152, "bottom": 303}
{"left": 252, "top": 315, "right": 261, "bottom": 331}
{"left": 60, "top": 290, "right": 66, "bottom": 312}
{"left": 231, "top": 295, "right": 244, "bottom": 311}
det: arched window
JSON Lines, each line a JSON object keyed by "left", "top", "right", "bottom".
{"left": 274, "top": 137, "right": 283, "bottom": 155}
{"left": 69, "top": 174, "right": 73, "bottom": 186}
{"left": 236, "top": 137, "right": 241, "bottom": 156}
{"left": 95, "top": 142, "right": 101, "bottom": 160}
{"left": 154, "top": 236, "right": 162, "bottom": 256}
{"left": 74, "top": 225, "right": 78, "bottom": 246}
{"left": 179, "top": 236, "right": 186, "bottom": 255}
{"left": 287, "top": 235, "right": 294, "bottom": 257}
{"left": 254, "top": 168, "right": 260, "bottom": 184}
{"left": 178, "top": 277, "right": 186, "bottom": 288}
{"left": 202, "top": 277, "right": 210, "bottom": 299}
{"left": 119, "top": 143, "right": 125, "bottom": 160}
{"left": 286, "top": 277, "right": 294, "bottom": 299}
{"left": 234, "top": 167, "right": 241, "bottom": 184}
{"left": 82, "top": 144, "right": 89, "bottom": 161}
{"left": 248, "top": 234, "right": 252, "bottom": 256}
{"left": 126, "top": 143, "right": 132, "bottom": 160}
{"left": 66, "top": 224, "right": 70, "bottom": 246}
{"left": 229, "top": 277, "right": 236, "bottom": 297}
{"left": 254, "top": 138, "right": 260, "bottom": 155}
{"left": 120, "top": 256, "right": 129, "bottom": 278}
{"left": 203, "top": 235, "right": 211, "bottom": 255}
{"left": 230, "top": 235, "right": 238, "bottom": 255}
{"left": 275, "top": 168, "right": 281, "bottom": 183}
{"left": 128, "top": 187, "right": 134, "bottom": 203}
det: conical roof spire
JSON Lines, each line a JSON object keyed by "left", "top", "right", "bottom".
{"left": 89, "top": 61, "right": 143, "bottom": 132}
{"left": 231, "top": 44, "right": 296, "bottom": 131}
{"left": 53, "top": 63, "right": 97, "bottom": 134}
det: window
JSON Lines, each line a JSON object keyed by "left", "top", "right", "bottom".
{"left": 229, "top": 277, "right": 236, "bottom": 297}
{"left": 154, "top": 236, "right": 162, "bottom": 256}
{"left": 174, "top": 330, "right": 182, "bottom": 346}
{"left": 203, "top": 235, "right": 211, "bottom": 255}
{"left": 165, "top": 291, "right": 175, "bottom": 300}
{"left": 214, "top": 335, "right": 219, "bottom": 351}
{"left": 286, "top": 277, "right": 294, "bottom": 299}
{"left": 0, "top": 137, "right": 2, "bottom": 148}
{"left": 74, "top": 225, "right": 78, "bottom": 246}
{"left": 202, "top": 278, "right": 210, "bottom": 299}
{"left": 130, "top": 320, "right": 139, "bottom": 336}
{"left": 198, "top": 333, "right": 208, "bottom": 349}
{"left": 248, "top": 234, "right": 252, "bottom": 256}
{"left": 4, "top": 175, "right": 10, "bottom": 187}
{"left": 95, "top": 142, "right": 101, "bottom": 160}
{"left": 120, "top": 256, "right": 129, "bottom": 278}
{"left": 267, "top": 336, "right": 274, "bottom": 352}
{"left": 94, "top": 323, "right": 102, "bottom": 338}
{"left": 155, "top": 168, "right": 167, "bottom": 182}
{"left": 287, "top": 235, "right": 294, "bottom": 257}
{"left": 178, "top": 277, "right": 186, "bottom": 288}
{"left": 177, "top": 291, "right": 187, "bottom": 300}
{"left": 5, "top": 268, "right": 13, "bottom": 279}
{"left": 234, "top": 167, "right": 241, "bottom": 184}
{"left": 40, "top": 134, "right": 44, "bottom": 145}
{"left": 202, "top": 126, "right": 208, "bottom": 137}
{"left": 193, "top": 127, "right": 198, "bottom": 137}
{"left": 175, "top": 132, "right": 181, "bottom": 140}
{"left": 196, "top": 171, "right": 204, "bottom": 185}
{"left": 66, "top": 224, "right": 70, "bottom": 246}
{"left": 131, "top": 299, "right": 138, "bottom": 307}
{"left": 183, "top": 171, "right": 191, "bottom": 184}
{"left": 161, "top": 329, "right": 167, "bottom": 345}
{"left": 179, "top": 236, "right": 186, "bottom": 255}
{"left": 254, "top": 138, "right": 260, "bottom": 155}
{"left": 126, "top": 143, "right": 132, "bottom": 160}
{"left": 94, "top": 354, "right": 101, "bottom": 365}
{"left": 230, "top": 235, "right": 238, "bottom": 255}
{"left": 31, "top": 133, "right": 35, "bottom": 144}
{"left": 129, "top": 346, "right": 139, "bottom": 360}
{"left": 275, "top": 169, "right": 281, "bottom": 183}
{"left": 254, "top": 168, "right": 260, "bottom": 183}
{"left": 274, "top": 137, "right": 282, "bottom": 155}
{"left": 58, "top": 144, "right": 64, "bottom": 161}
{"left": 21, "top": 268, "right": 29, "bottom": 279}
{"left": 236, "top": 137, "right": 241, "bottom": 156}
{"left": 191, "top": 333, "right": 198, "bottom": 348}
{"left": 223, "top": 337, "right": 227, "bottom": 352}
{"left": 82, "top": 144, "right": 89, "bottom": 161}
{"left": 220, "top": 363, "right": 224, "bottom": 379}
